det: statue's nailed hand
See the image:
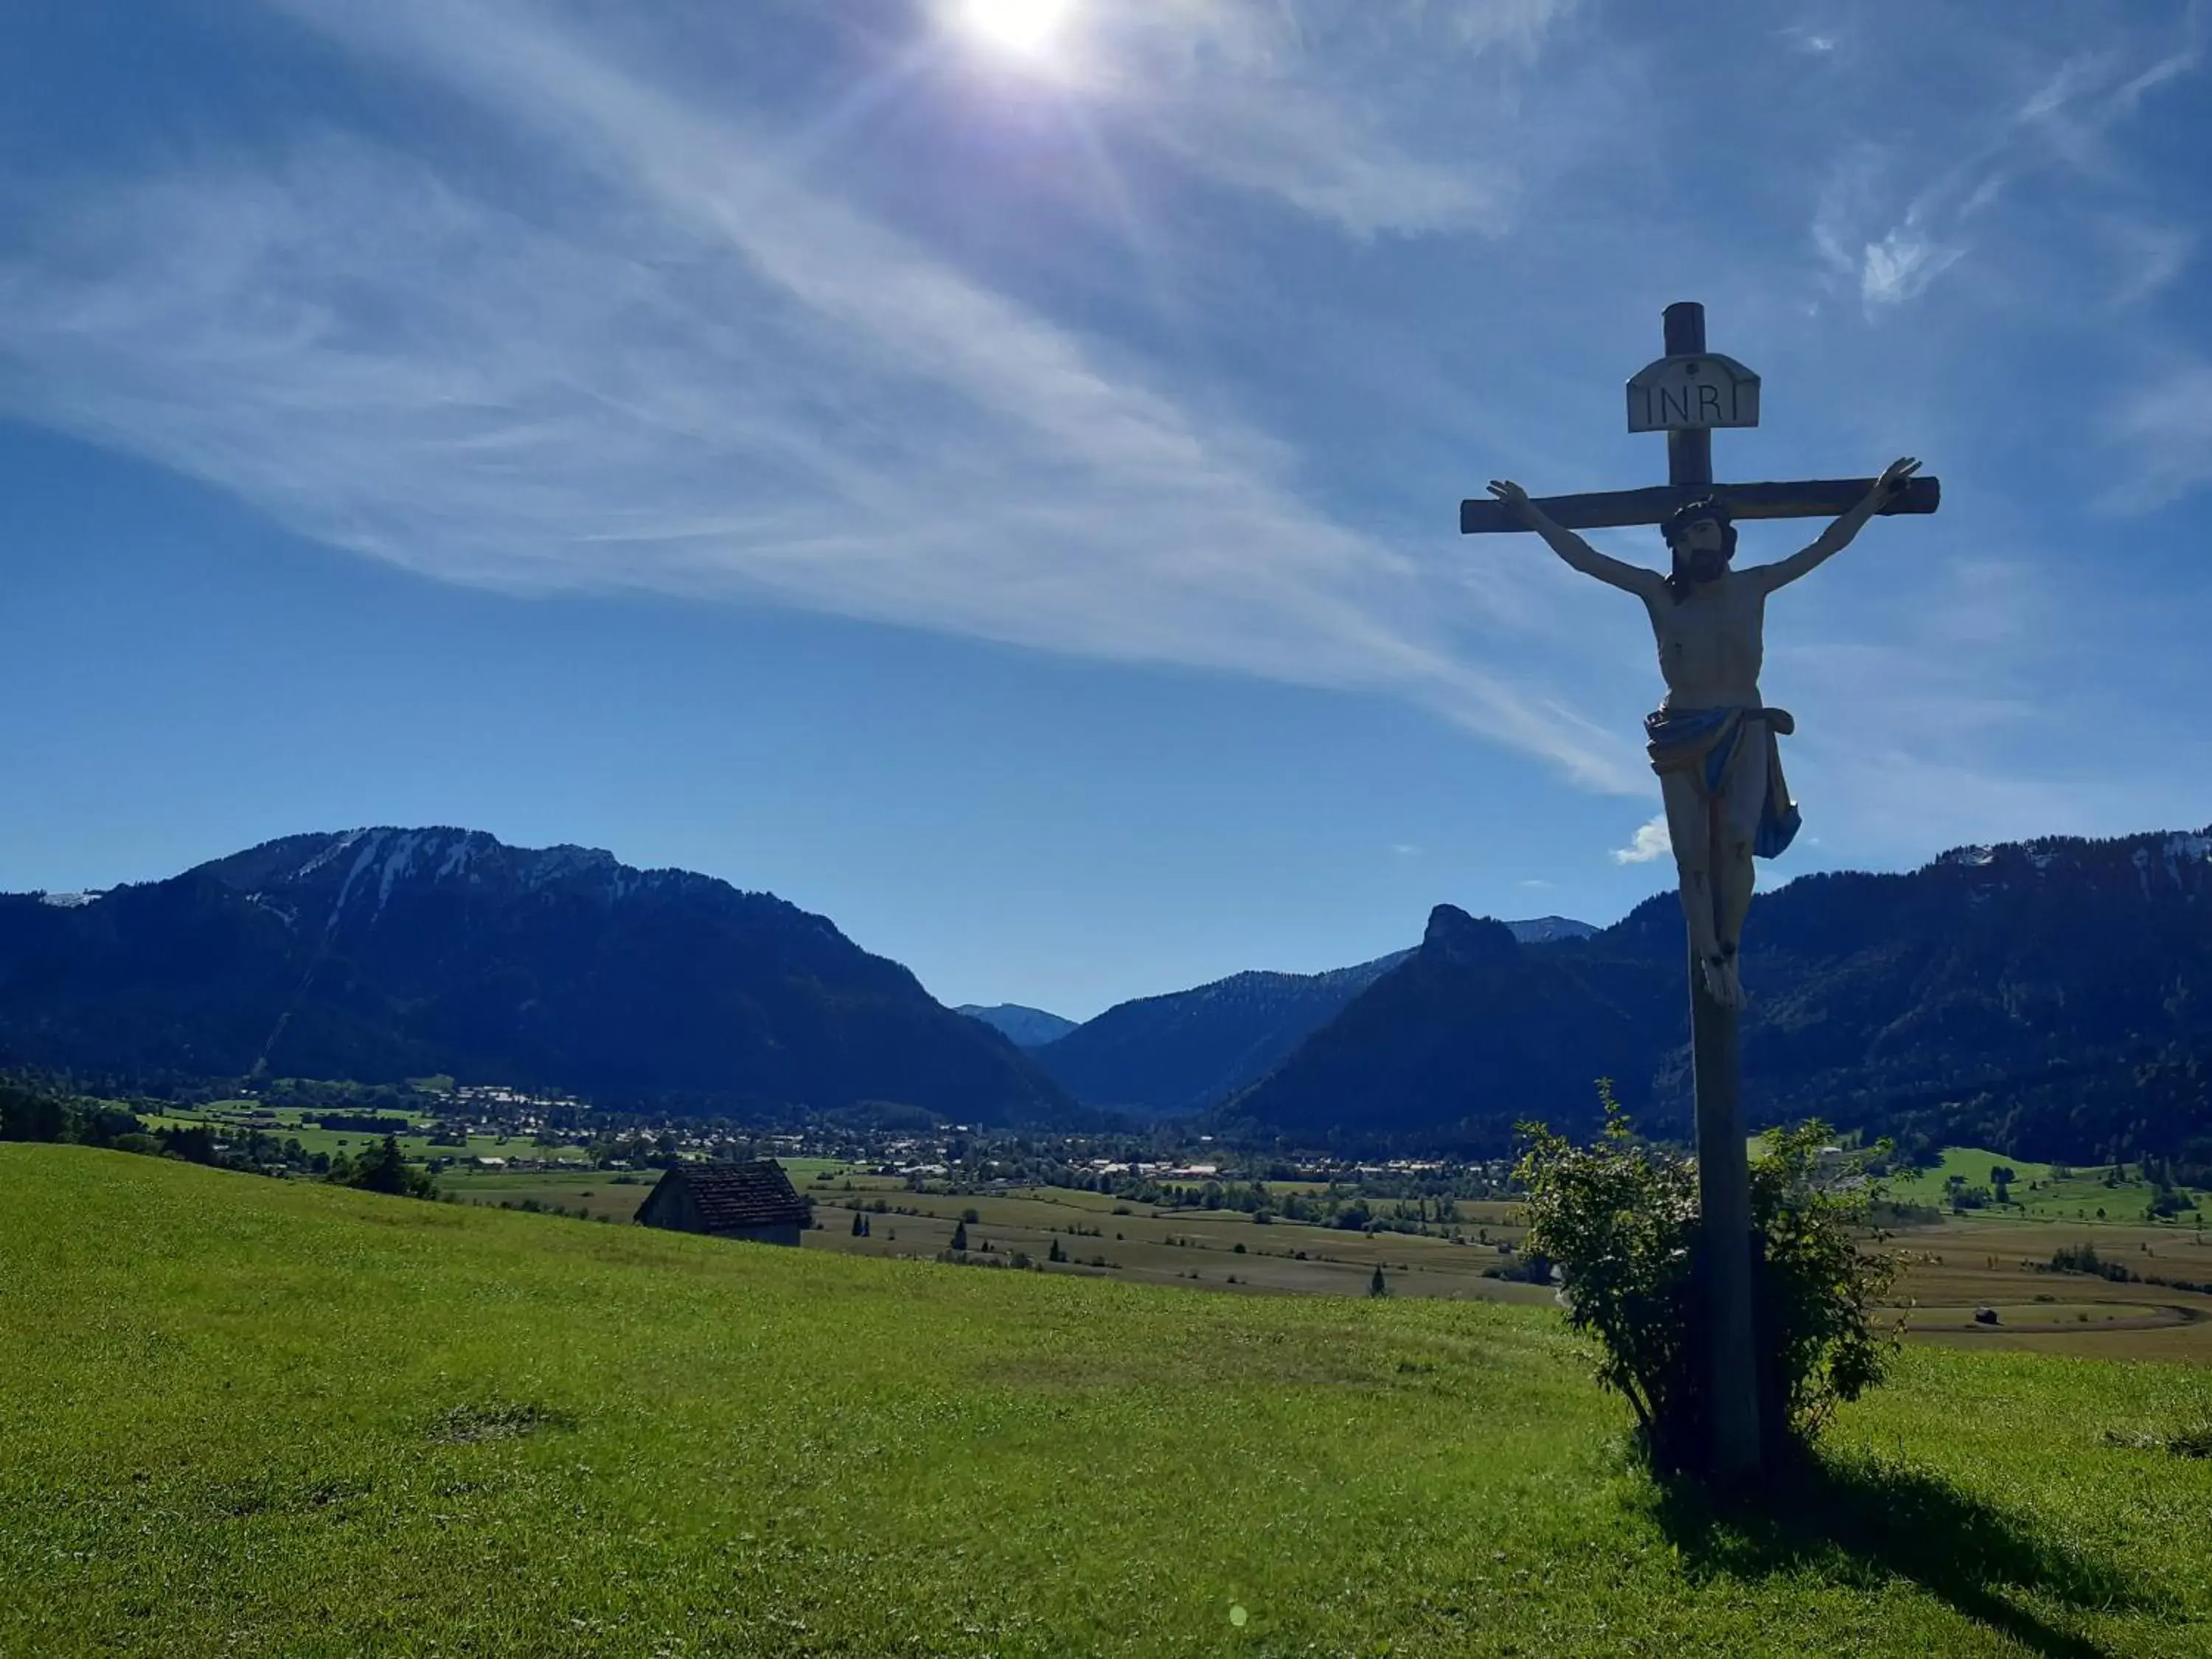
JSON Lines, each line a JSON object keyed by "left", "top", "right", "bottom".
{"left": 1875, "top": 456, "right": 1921, "bottom": 502}
{"left": 1486, "top": 479, "right": 1535, "bottom": 525}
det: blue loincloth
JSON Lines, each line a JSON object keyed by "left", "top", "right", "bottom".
{"left": 1644, "top": 706, "right": 1801, "bottom": 860}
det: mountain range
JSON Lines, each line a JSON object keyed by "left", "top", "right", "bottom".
{"left": 1225, "top": 831, "right": 2212, "bottom": 1166}
{"left": 1020, "top": 917, "right": 1596, "bottom": 1114}
{"left": 1024, "top": 951, "right": 1415, "bottom": 1116}
{"left": 956, "top": 1004, "right": 1079, "bottom": 1047}
{"left": 0, "top": 828, "right": 1069, "bottom": 1124}
{"left": 7, "top": 825, "right": 2211, "bottom": 1168}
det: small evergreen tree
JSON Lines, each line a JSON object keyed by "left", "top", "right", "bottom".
{"left": 1368, "top": 1265, "right": 1388, "bottom": 1297}
{"left": 1048, "top": 1236, "right": 1065, "bottom": 1263}
{"left": 950, "top": 1220, "right": 968, "bottom": 1252}
{"left": 334, "top": 1133, "right": 437, "bottom": 1200}
{"left": 852, "top": 1209, "right": 866, "bottom": 1236}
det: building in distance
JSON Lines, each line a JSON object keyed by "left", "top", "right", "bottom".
{"left": 634, "top": 1160, "right": 812, "bottom": 1248}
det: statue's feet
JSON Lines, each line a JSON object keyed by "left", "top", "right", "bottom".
{"left": 1700, "top": 952, "right": 1747, "bottom": 1011}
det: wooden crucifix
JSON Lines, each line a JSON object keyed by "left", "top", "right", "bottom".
{"left": 1462, "top": 301, "right": 1938, "bottom": 1483}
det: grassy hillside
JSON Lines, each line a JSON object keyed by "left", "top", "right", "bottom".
{"left": 4, "top": 1147, "right": 2210, "bottom": 1657}
{"left": 1885, "top": 1145, "right": 2200, "bottom": 1223}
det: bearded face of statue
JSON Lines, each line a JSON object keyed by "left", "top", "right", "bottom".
{"left": 1676, "top": 517, "right": 1730, "bottom": 582}
{"left": 1681, "top": 522, "right": 1734, "bottom": 588}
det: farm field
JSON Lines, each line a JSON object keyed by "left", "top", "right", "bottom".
{"left": 138, "top": 1104, "right": 594, "bottom": 1166}
{"left": 1882, "top": 1213, "right": 2212, "bottom": 1359}
{"left": 441, "top": 1167, "right": 1559, "bottom": 1303}
{"left": 5, "top": 1144, "right": 2211, "bottom": 1658}
{"left": 439, "top": 1162, "right": 2212, "bottom": 1357}
{"left": 796, "top": 1168, "right": 2212, "bottom": 1358}
{"left": 439, "top": 1169, "right": 658, "bottom": 1222}
{"left": 802, "top": 1177, "right": 1555, "bottom": 1306}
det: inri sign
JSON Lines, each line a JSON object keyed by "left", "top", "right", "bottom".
{"left": 1626, "top": 352, "right": 1761, "bottom": 434}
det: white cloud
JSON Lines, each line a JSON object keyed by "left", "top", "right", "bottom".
{"left": 0, "top": 0, "right": 1643, "bottom": 795}
{"left": 1612, "top": 814, "right": 1671, "bottom": 865}
{"left": 1812, "top": 27, "right": 2199, "bottom": 316}
{"left": 1860, "top": 227, "right": 1964, "bottom": 308}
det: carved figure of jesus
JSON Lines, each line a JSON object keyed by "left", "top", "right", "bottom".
{"left": 1486, "top": 458, "right": 1921, "bottom": 1009}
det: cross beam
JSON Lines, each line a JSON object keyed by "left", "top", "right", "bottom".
{"left": 1459, "top": 475, "right": 1940, "bottom": 535}
{"left": 1460, "top": 294, "right": 1939, "bottom": 538}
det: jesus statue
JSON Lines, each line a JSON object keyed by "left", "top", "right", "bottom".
{"left": 1485, "top": 457, "right": 1922, "bottom": 1011}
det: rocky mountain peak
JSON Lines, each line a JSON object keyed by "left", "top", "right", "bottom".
{"left": 1421, "top": 905, "right": 1520, "bottom": 967}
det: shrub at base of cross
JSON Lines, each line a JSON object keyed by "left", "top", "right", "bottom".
{"left": 1515, "top": 1082, "right": 1900, "bottom": 1478}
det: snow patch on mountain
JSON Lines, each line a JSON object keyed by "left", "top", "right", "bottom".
{"left": 245, "top": 892, "right": 299, "bottom": 929}
{"left": 1508, "top": 915, "right": 1598, "bottom": 944}
{"left": 375, "top": 830, "right": 431, "bottom": 918}
{"left": 327, "top": 832, "right": 386, "bottom": 934}
{"left": 294, "top": 827, "right": 369, "bottom": 881}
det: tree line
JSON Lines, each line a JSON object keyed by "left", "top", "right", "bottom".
{"left": 0, "top": 1075, "right": 436, "bottom": 1200}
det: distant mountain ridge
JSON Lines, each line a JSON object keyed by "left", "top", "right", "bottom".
{"left": 1023, "top": 917, "right": 1595, "bottom": 1116}
{"left": 21, "top": 819, "right": 2209, "bottom": 1168}
{"left": 0, "top": 827, "right": 1071, "bottom": 1122}
{"left": 956, "top": 1004, "right": 1079, "bottom": 1047}
{"left": 1506, "top": 915, "right": 1599, "bottom": 945}
{"left": 1026, "top": 950, "right": 1413, "bottom": 1115}
{"left": 1224, "top": 828, "right": 2212, "bottom": 1166}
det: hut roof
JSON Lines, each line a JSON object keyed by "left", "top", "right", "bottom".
{"left": 659, "top": 1160, "right": 810, "bottom": 1231}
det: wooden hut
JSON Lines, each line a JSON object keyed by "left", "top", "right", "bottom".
{"left": 634, "top": 1160, "right": 810, "bottom": 1247}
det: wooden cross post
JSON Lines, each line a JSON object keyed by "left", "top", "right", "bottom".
{"left": 1461, "top": 302, "right": 1938, "bottom": 1484}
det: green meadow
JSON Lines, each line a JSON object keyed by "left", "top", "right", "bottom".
{"left": 137, "top": 1105, "right": 594, "bottom": 1166}
{"left": 1885, "top": 1145, "right": 2202, "bottom": 1224}
{"left": 5, "top": 1146, "right": 2211, "bottom": 1658}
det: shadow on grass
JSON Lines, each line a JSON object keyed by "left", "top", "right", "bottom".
{"left": 1645, "top": 1450, "right": 2166, "bottom": 1659}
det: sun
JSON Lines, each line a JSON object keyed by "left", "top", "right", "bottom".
{"left": 957, "top": 0, "right": 1074, "bottom": 58}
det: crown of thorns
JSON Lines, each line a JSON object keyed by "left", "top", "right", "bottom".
{"left": 1662, "top": 496, "right": 1735, "bottom": 548}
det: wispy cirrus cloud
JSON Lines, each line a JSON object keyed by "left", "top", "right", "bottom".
{"left": 0, "top": 0, "right": 1641, "bottom": 791}
{"left": 1069, "top": 0, "right": 1572, "bottom": 237}
{"left": 1810, "top": 21, "right": 2200, "bottom": 313}
{"left": 1857, "top": 229, "right": 1965, "bottom": 308}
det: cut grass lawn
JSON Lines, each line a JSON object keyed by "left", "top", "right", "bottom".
{"left": 4, "top": 1147, "right": 2211, "bottom": 1658}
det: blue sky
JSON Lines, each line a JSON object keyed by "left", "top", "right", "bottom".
{"left": 3, "top": 1, "right": 2208, "bottom": 1020}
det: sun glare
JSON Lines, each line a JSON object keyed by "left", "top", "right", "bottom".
{"left": 959, "top": 0, "right": 1073, "bottom": 58}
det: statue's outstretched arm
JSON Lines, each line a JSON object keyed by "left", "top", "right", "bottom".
{"left": 1753, "top": 457, "right": 1921, "bottom": 592}
{"left": 1486, "top": 481, "right": 1666, "bottom": 599}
